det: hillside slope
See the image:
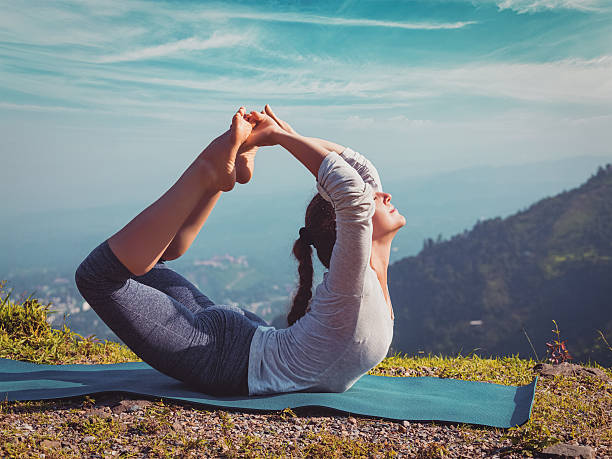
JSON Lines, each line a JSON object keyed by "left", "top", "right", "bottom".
{"left": 389, "top": 164, "right": 612, "bottom": 366}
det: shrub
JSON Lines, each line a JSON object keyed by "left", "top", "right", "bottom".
{"left": 546, "top": 320, "right": 573, "bottom": 365}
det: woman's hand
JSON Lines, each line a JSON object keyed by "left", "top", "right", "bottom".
{"left": 264, "top": 104, "right": 298, "bottom": 135}
{"left": 242, "top": 110, "right": 283, "bottom": 148}
{"left": 266, "top": 104, "right": 347, "bottom": 155}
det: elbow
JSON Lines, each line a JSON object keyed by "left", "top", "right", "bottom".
{"left": 336, "top": 193, "right": 375, "bottom": 218}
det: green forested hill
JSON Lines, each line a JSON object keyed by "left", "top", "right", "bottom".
{"left": 389, "top": 164, "right": 612, "bottom": 366}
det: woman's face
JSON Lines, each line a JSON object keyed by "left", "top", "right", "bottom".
{"left": 372, "top": 191, "right": 406, "bottom": 241}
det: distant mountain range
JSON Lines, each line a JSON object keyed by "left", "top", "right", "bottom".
{"left": 388, "top": 164, "right": 612, "bottom": 366}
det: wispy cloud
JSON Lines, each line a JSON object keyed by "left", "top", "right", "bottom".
{"left": 198, "top": 10, "right": 477, "bottom": 30}
{"left": 428, "top": 56, "right": 612, "bottom": 103}
{"left": 493, "top": 0, "right": 609, "bottom": 13}
{"left": 1, "top": 0, "right": 610, "bottom": 127}
{"left": 3, "top": 50, "right": 610, "bottom": 125}
{"left": 0, "top": 3, "right": 146, "bottom": 46}
{"left": 0, "top": 102, "right": 85, "bottom": 113}
{"left": 95, "top": 33, "right": 247, "bottom": 63}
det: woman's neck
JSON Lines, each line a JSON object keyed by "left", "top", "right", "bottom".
{"left": 370, "top": 239, "right": 391, "bottom": 279}
{"left": 370, "top": 237, "right": 394, "bottom": 320}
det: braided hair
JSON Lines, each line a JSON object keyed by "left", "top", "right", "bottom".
{"left": 287, "top": 193, "right": 336, "bottom": 326}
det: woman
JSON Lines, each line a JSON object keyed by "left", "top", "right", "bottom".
{"left": 75, "top": 105, "right": 406, "bottom": 396}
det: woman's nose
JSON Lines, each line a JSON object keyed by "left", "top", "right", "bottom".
{"left": 383, "top": 192, "right": 392, "bottom": 204}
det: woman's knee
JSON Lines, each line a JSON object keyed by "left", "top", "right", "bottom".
{"left": 74, "top": 242, "right": 131, "bottom": 300}
{"left": 74, "top": 258, "right": 114, "bottom": 303}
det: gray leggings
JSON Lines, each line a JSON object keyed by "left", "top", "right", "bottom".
{"left": 74, "top": 240, "right": 266, "bottom": 395}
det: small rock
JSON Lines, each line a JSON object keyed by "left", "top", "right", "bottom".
{"left": 111, "top": 399, "right": 151, "bottom": 414}
{"left": 22, "top": 423, "right": 34, "bottom": 431}
{"left": 398, "top": 424, "right": 407, "bottom": 433}
{"left": 402, "top": 420, "right": 410, "bottom": 427}
{"left": 533, "top": 363, "right": 609, "bottom": 381}
{"left": 541, "top": 443, "right": 594, "bottom": 459}
{"left": 348, "top": 417, "right": 357, "bottom": 425}
{"left": 82, "top": 435, "right": 96, "bottom": 443}
{"left": 86, "top": 407, "right": 112, "bottom": 418}
{"left": 61, "top": 441, "right": 77, "bottom": 451}
{"left": 171, "top": 421, "right": 184, "bottom": 432}
{"left": 111, "top": 405, "right": 127, "bottom": 415}
{"left": 40, "top": 440, "right": 61, "bottom": 449}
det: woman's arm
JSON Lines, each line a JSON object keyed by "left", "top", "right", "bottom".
{"left": 274, "top": 131, "right": 331, "bottom": 177}
{"left": 246, "top": 111, "right": 331, "bottom": 177}
{"left": 316, "top": 154, "right": 375, "bottom": 297}
{"left": 263, "top": 104, "right": 346, "bottom": 155}
{"left": 262, "top": 105, "right": 382, "bottom": 191}
{"left": 247, "top": 111, "right": 374, "bottom": 297}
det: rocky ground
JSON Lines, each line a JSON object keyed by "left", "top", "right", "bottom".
{"left": 1, "top": 362, "right": 610, "bottom": 458}
{"left": 2, "top": 280, "right": 610, "bottom": 457}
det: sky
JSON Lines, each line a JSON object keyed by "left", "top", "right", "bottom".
{"left": 1, "top": 0, "right": 611, "bottom": 215}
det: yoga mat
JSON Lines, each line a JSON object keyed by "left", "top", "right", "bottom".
{"left": 0, "top": 358, "right": 537, "bottom": 428}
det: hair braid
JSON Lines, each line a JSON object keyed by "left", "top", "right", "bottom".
{"left": 286, "top": 193, "right": 336, "bottom": 326}
{"left": 287, "top": 238, "right": 314, "bottom": 326}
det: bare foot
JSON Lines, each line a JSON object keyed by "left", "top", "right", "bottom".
{"left": 235, "top": 107, "right": 258, "bottom": 184}
{"left": 230, "top": 107, "right": 253, "bottom": 148}
{"left": 202, "top": 108, "right": 253, "bottom": 192}
{"left": 264, "top": 104, "right": 297, "bottom": 134}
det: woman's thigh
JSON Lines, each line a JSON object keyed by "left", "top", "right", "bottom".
{"left": 75, "top": 241, "right": 255, "bottom": 394}
{"left": 133, "top": 261, "right": 215, "bottom": 314}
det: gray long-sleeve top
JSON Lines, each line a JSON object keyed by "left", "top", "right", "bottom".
{"left": 247, "top": 148, "right": 394, "bottom": 395}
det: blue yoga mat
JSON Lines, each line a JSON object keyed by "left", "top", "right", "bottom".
{"left": 0, "top": 358, "right": 537, "bottom": 428}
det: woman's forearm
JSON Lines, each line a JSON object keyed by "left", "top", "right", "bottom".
{"left": 274, "top": 131, "right": 332, "bottom": 178}
{"left": 305, "top": 137, "right": 346, "bottom": 155}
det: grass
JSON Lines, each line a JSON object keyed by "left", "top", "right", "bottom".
{"left": 0, "top": 280, "right": 138, "bottom": 364}
{"left": 1, "top": 280, "right": 611, "bottom": 457}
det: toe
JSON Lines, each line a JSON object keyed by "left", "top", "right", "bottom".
{"left": 250, "top": 111, "right": 265, "bottom": 122}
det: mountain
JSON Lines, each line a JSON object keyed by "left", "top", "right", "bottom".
{"left": 388, "top": 164, "right": 612, "bottom": 366}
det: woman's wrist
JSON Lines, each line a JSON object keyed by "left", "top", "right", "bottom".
{"left": 274, "top": 129, "right": 299, "bottom": 148}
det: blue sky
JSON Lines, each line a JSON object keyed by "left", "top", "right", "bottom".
{"left": 1, "top": 0, "right": 611, "bottom": 214}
